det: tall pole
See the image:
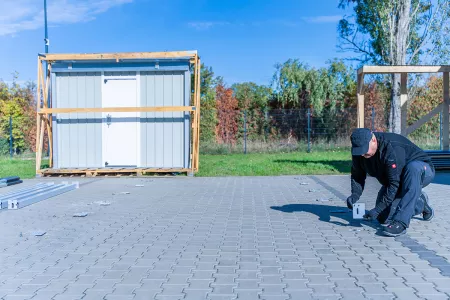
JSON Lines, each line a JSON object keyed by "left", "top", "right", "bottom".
{"left": 44, "top": 0, "right": 50, "bottom": 157}
{"left": 44, "top": 0, "right": 49, "bottom": 55}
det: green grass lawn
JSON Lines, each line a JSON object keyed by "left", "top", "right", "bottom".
{"left": 0, "top": 151, "right": 352, "bottom": 179}
{"left": 0, "top": 158, "right": 38, "bottom": 179}
{"left": 196, "top": 150, "right": 352, "bottom": 177}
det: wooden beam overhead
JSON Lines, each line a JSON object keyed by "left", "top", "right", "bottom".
{"left": 39, "top": 51, "right": 197, "bottom": 61}
{"left": 358, "top": 65, "right": 450, "bottom": 74}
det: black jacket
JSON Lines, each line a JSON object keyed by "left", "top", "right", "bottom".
{"left": 351, "top": 132, "right": 434, "bottom": 212}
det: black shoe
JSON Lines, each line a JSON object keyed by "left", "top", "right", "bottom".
{"left": 383, "top": 221, "right": 407, "bottom": 237}
{"left": 421, "top": 191, "right": 434, "bottom": 221}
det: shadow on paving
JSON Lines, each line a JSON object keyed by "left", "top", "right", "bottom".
{"left": 271, "top": 203, "right": 450, "bottom": 277}
{"left": 270, "top": 203, "right": 388, "bottom": 236}
{"left": 273, "top": 159, "right": 351, "bottom": 173}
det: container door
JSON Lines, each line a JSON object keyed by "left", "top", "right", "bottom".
{"left": 102, "top": 74, "right": 139, "bottom": 167}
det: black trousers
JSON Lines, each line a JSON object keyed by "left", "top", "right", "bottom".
{"left": 376, "top": 161, "right": 435, "bottom": 227}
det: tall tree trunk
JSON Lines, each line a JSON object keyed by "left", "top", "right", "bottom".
{"left": 391, "top": 74, "right": 402, "bottom": 133}
{"left": 390, "top": 0, "right": 411, "bottom": 134}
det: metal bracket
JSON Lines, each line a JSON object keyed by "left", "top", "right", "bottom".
{"left": 106, "top": 114, "right": 112, "bottom": 127}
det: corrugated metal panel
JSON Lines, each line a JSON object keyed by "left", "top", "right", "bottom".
{"left": 140, "top": 71, "right": 188, "bottom": 168}
{"left": 55, "top": 72, "right": 102, "bottom": 168}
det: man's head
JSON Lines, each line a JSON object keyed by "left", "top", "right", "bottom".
{"left": 351, "top": 128, "right": 378, "bottom": 158}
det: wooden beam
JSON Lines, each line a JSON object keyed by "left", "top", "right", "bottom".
{"left": 400, "top": 73, "right": 408, "bottom": 135}
{"left": 359, "top": 65, "right": 450, "bottom": 74}
{"left": 38, "top": 106, "right": 196, "bottom": 114}
{"left": 40, "top": 51, "right": 197, "bottom": 61}
{"left": 444, "top": 72, "right": 450, "bottom": 151}
{"left": 44, "top": 63, "right": 53, "bottom": 168}
{"left": 357, "top": 73, "right": 365, "bottom": 128}
{"left": 46, "top": 62, "right": 54, "bottom": 168}
{"left": 194, "top": 57, "right": 201, "bottom": 172}
{"left": 406, "top": 103, "right": 444, "bottom": 136}
{"left": 35, "top": 58, "right": 42, "bottom": 172}
{"left": 36, "top": 59, "right": 49, "bottom": 172}
{"left": 39, "top": 168, "right": 192, "bottom": 175}
{"left": 191, "top": 55, "right": 199, "bottom": 175}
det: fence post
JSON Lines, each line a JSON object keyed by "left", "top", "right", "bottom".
{"left": 371, "top": 106, "right": 375, "bottom": 131}
{"left": 244, "top": 110, "right": 247, "bottom": 154}
{"left": 307, "top": 109, "right": 311, "bottom": 153}
{"left": 9, "top": 116, "right": 13, "bottom": 158}
{"left": 264, "top": 109, "right": 269, "bottom": 141}
{"left": 440, "top": 111, "right": 443, "bottom": 150}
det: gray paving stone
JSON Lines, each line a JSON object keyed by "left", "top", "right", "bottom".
{"left": 356, "top": 283, "right": 387, "bottom": 294}
{"left": 415, "top": 294, "right": 450, "bottom": 300}
{"left": 2, "top": 295, "right": 35, "bottom": 300}
{"left": 133, "top": 289, "right": 162, "bottom": 299}
{"left": 182, "top": 289, "right": 210, "bottom": 299}
{"left": 112, "top": 284, "right": 141, "bottom": 294}
{"left": 312, "top": 295, "right": 342, "bottom": 300}
{"left": 363, "top": 294, "right": 395, "bottom": 300}
{"left": 104, "top": 295, "right": 134, "bottom": 300}
{"left": 207, "top": 295, "right": 237, "bottom": 300}
{"left": 406, "top": 283, "right": 440, "bottom": 294}
{"left": 1, "top": 176, "right": 450, "bottom": 300}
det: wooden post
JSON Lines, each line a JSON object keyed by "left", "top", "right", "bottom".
{"left": 35, "top": 58, "right": 42, "bottom": 172}
{"left": 191, "top": 56, "right": 198, "bottom": 175}
{"left": 195, "top": 57, "right": 201, "bottom": 171}
{"left": 357, "top": 73, "right": 364, "bottom": 128}
{"left": 36, "top": 59, "right": 48, "bottom": 173}
{"left": 47, "top": 63, "right": 53, "bottom": 168}
{"left": 400, "top": 73, "right": 408, "bottom": 136}
{"left": 444, "top": 72, "right": 450, "bottom": 151}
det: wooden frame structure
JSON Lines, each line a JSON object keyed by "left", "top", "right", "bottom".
{"left": 35, "top": 51, "right": 201, "bottom": 177}
{"left": 357, "top": 65, "right": 450, "bottom": 150}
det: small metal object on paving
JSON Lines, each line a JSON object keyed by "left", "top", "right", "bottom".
{"left": 94, "top": 201, "right": 111, "bottom": 206}
{"left": 32, "top": 230, "right": 46, "bottom": 236}
{"left": 317, "top": 198, "right": 330, "bottom": 202}
{"left": 300, "top": 182, "right": 309, "bottom": 185}
{"left": 73, "top": 212, "right": 88, "bottom": 217}
{"left": 353, "top": 203, "right": 365, "bottom": 219}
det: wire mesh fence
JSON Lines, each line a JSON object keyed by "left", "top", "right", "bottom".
{"left": 201, "top": 107, "right": 445, "bottom": 154}
{"left": 201, "top": 108, "right": 359, "bottom": 154}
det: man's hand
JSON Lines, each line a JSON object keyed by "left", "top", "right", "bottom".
{"left": 346, "top": 195, "right": 358, "bottom": 210}
{"left": 363, "top": 208, "right": 380, "bottom": 221}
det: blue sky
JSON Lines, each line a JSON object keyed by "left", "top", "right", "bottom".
{"left": 0, "top": 0, "right": 354, "bottom": 86}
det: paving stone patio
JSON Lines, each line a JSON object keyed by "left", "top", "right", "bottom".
{"left": 1, "top": 174, "right": 450, "bottom": 299}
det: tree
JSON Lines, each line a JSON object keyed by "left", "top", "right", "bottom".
{"left": 270, "top": 59, "right": 356, "bottom": 114}
{"left": 194, "top": 63, "right": 219, "bottom": 143}
{"left": 338, "top": 0, "right": 450, "bottom": 133}
{"left": 215, "top": 83, "right": 239, "bottom": 145}
{"left": 232, "top": 82, "right": 273, "bottom": 141}
{"left": 0, "top": 75, "right": 37, "bottom": 153}
{"left": 231, "top": 82, "right": 272, "bottom": 110}
{"left": 408, "top": 75, "right": 443, "bottom": 140}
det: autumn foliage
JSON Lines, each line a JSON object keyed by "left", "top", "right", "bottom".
{"left": 363, "top": 81, "right": 389, "bottom": 132}
{"left": 408, "top": 76, "right": 443, "bottom": 140}
{"left": 0, "top": 79, "right": 40, "bottom": 155}
{"left": 215, "top": 83, "right": 239, "bottom": 145}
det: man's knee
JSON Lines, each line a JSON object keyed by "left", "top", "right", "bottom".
{"left": 404, "top": 161, "right": 423, "bottom": 174}
{"left": 401, "top": 161, "right": 424, "bottom": 183}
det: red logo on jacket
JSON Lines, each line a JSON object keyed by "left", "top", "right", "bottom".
{"left": 392, "top": 164, "right": 397, "bottom": 169}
